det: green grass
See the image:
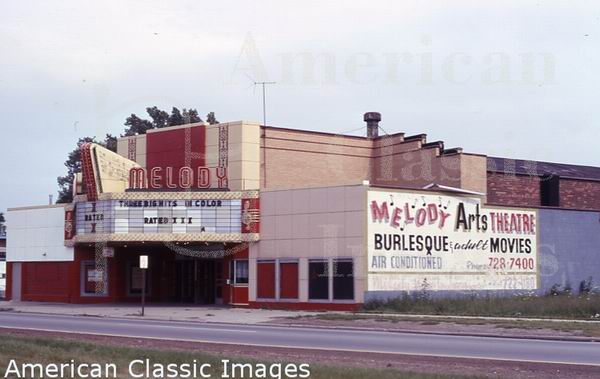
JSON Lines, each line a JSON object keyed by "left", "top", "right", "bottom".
{"left": 307, "top": 313, "right": 600, "bottom": 337}
{"left": 0, "top": 334, "right": 485, "bottom": 379}
{"left": 362, "top": 293, "right": 600, "bottom": 320}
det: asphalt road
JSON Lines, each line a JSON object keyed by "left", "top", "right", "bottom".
{"left": 1, "top": 312, "right": 599, "bottom": 366}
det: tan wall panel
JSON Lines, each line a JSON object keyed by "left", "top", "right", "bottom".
{"left": 370, "top": 149, "right": 462, "bottom": 189}
{"left": 264, "top": 128, "right": 373, "bottom": 148}
{"left": 460, "top": 154, "right": 488, "bottom": 194}
{"left": 262, "top": 148, "right": 370, "bottom": 190}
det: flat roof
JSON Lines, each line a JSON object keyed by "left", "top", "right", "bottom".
{"left": 488, "top": 157, "right": 600, "bottom": 182}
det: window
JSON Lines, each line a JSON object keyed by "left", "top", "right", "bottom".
{"left": 333, "top": 259, "right": 354, "bottom": 300}
{"left": 279, "top": 261, "right": 299, "bottom": 299}
{"left": 128, "top": 260, "right": 150, "bottom": 296}
{"left": 257, "top": 261, "right": 276, "bottom": 298}
{"left": 230, "top": 260, "right": 249, "bottom": 284}
{"left": 309, "top": 260, "right": 329, "bottom": 300}
{"left": 540, "top": 174, "right": 560, "bottom": 207}
{"left": 81, "top": 261, "right": 108, "bottom": 296}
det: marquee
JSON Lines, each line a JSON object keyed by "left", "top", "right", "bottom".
{"left": 68, "top": 193, "right": 260, "bottom": 244}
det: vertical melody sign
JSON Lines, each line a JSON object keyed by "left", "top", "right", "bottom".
{"left": 367, "top": 189, "right": 538, "bottom": 291}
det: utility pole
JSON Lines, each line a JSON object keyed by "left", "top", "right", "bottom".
{"left": 254, "top": 81, "right": 276, "bottom": 126}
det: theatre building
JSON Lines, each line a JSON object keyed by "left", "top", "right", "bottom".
{"left": 5, "top": 113, "right": 600, "bottom": 309}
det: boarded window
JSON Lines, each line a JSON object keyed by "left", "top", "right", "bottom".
{"left": 257, "top": 261, "right": 276, "bottom": 298}
{"left": 280, "top": 261, "right": 299, "bottom": 299}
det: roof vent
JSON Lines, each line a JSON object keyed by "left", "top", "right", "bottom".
{"left": 364, "top": 112, "right": 381, "bottom": 139}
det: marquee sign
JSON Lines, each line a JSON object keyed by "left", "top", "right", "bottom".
{"left": 74, "top": 197, "right": 255, "bottom": 238}
{"left": 367, "top": 189, "right": 538, "bottom": 291}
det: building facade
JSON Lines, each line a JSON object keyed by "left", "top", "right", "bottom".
{"left": 5, "top": 115, "right": 600, "bottom": 309}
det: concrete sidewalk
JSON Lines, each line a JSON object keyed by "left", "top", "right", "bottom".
{"left": 0, "top": 301, "right": 315, "bottom": 324}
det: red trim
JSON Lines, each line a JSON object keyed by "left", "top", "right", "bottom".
{"left": 64, "top": 209, "right": 75, "bottom": 240}
{"left": 249, "top": 301, "right": 361, "bottom": 311}
{"left": 80, "top": 143, "right": 98, "bottom": 201}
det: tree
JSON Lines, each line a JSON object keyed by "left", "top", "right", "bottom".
{"left": 168, "top": 107, "right": 185, "bottom": 126}
{"left": 183, "top": 109, "right": 202, "bottom": 124}
{"left": 104, "top": 134, "right": 118, "bottom": 152}
{"left": 146, "top": 106, "right": 170, "bottom": 129}
{"left": 124, "top": 114, "right": 153, "bottom": 136}
{"left": 206, "top": 112, "right": 219, "bottom": 125}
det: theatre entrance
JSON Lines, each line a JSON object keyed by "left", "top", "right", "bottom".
{"left": 174, "top": 258, "right": 224, "bottom": 305}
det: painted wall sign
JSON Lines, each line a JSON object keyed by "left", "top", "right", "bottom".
{"left": 75, "top": 198, "right": 243, "bottom": 236}
{"left": 367, "top": 189, "right": 538, "bottom": 291}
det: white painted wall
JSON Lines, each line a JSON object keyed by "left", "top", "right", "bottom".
{"left": 6, "top": 205, "right": 74, "bottom": 262}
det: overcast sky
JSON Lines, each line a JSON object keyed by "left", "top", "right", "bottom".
{"left": 1, "top": 1, "right": 599, "bottom": 213}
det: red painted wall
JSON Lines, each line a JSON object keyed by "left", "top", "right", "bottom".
{"left": 21, "top": 261, "right": 74, "bottom": 303}
{"left": 146, "top": 126, "right": 206, "bottom": 189}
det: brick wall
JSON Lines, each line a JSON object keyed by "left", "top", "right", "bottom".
{"left": 261, "top": 127, "right": 485, "bottom": 192}
{"left": 488, "top": 172, "right": 600, "bottom": 211}
{"left": 560, "top": 179, "right": 600, "bottom": 210}
{"left": 486, "top": 172, "right": 541, "bottom": 207}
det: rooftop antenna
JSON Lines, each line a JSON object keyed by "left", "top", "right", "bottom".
{"left": 246, "top": 74, "right": 276, "bottom": 127}
{"left": 255, "top": 81, "right": 276, "bottom": 127}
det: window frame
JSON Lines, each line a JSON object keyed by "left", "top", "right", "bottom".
{"left": 230, "top": 259, "right": 249, "bottom": 285}
{"left": 80, "top": 260, "right": 109, "bottom": 297}
{"left": 126, "top": 260, "right": 151, "bottom": 296}
{"left": 308, "top": 259, "right": 330, "bottom": 301}
{"left": 332, "top": 258, "right": 355, "bottom": 301}
{"left": 278, "top": 259, "right": 299, "bottom": 301}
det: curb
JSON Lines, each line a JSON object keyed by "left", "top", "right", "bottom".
{"left": 350, "top": 312, "right": 600, "bottom": 324}
{"left": 258, "top": 322, "right": 599, "bottom": 343}
{"left": 1, "top": 309, "right": 598, "bottom": 343}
